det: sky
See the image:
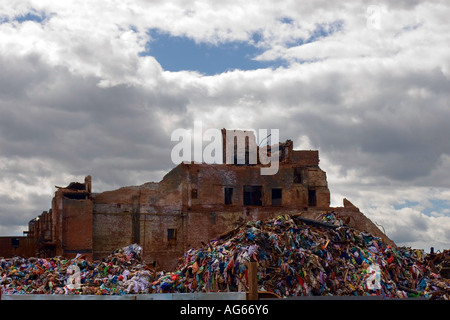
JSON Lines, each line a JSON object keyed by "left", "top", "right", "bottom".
{"left": 1, "top": 0, "right": 450, "bottom": 252}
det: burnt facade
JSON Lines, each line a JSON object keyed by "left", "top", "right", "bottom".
{"left": 5, "top": 129, "right": 386, "bottom": 270}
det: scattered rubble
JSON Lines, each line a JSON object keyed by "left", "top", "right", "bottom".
{"left": 1, "top": 213, "right": 449, "bottom": 299}
{"left": 1, "top": 244, "right": 157, "bottom": 295}
{"left": 152, "top": 213, "right": 449, "bottom": 299}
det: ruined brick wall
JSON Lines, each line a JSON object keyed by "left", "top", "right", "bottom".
{"left": 91, "top": 167, "right": 187, "bottom": 268}
{"left": 0, "top": 237, "right": 36, "bottom": 258}
{"left": 50, "top": 180, "right": 93, "bottom": 259}
{"left": 221, "top": 129, "right": 258, "bottom": 164}
{"left": 184, "top": 163, "right": 329, "bottom": 209}
{"left": 52, "top": 193, "right": 62, "bottom": 256}
{"left": 140, "top": 212, "right": 186, "bottom": 269}
{"left": 93, "top": 188, "right": 142, "bottom": 260}
{"left": 181, "top": 162, "right": 330, "bottom": 262}
{"left": 61, "top": 198, "right": 93, "bottom": 259}
{"left": 291, "top": 150, "right": 319, "bottom": 166}
{"left": 26, "top": 211, "right": 52, "bottom": 241}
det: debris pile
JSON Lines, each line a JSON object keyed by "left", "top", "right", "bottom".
{"left": 1, "top": 213, "right": 449, "bottom": 299}
{"left": 151, "top": 213, "right": 450, "bottom": 299}
{"left": 426, "top": 249, "right": 450, "bottom": 299}
{"left": 1, "top": 244, "right": 157, "bottom": 295}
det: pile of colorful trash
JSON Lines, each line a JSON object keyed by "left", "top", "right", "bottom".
{"left": 151, "top": 213, "right": 450, "bottom": 299}
{"left": 1, "top": 213, "right": 449, "bottom": 299}
{"left": 1, "top": 244, "right": 158, "bottom": 295}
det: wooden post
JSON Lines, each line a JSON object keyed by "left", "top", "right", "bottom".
{"left": 247, "top": 261, "right": 258, "bottom": 300}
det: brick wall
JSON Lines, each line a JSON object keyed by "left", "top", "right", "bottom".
{"left": 61, "top": 198, "right": 93, "bottom": 259}
{"left": 0, "top": 237, "right": 36, "bottom": 258}
{"left": 291, "top": 150, "right": 319, "bottom": 166}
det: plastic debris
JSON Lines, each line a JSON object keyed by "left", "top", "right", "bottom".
{"left": 150, "top": 213, "right": 450, "bottom": 299}
{"left": 1, "top": 213, "right": 449, "bottom": 299}
{"left": 1, "top": 244, "right": 156, "bottom": 295}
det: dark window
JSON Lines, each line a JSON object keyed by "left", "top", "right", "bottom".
{"left": 232, "top": 135, "right": 252, "bottom": 165}
{"left": 224, "top": 187, "right": 233, "bottom": 205}
{"left": 67, "top": 182, "right": 86, "bottom": 190}
{"left": 191, "top": 189, "right": 198, "bottom": 199}
{"left": 63, "top": 193, "right": 89, "bottom": 200}
{"left": 11, "top": 238, "right": 20, "bottom": 248}
{"left": 308, "top": 189, "right": 317, "bottom": 207}
{"left": 167, "top": 228, "right": 176, "bottom": 244}
{"left": 272, "top": 188, "right": 282, "bottom": 206}
{"left": 243, "top": 186, "right": 262, "bottom": 206}
{"left": 293, "top": 168, "right": 302, "bottom": 184}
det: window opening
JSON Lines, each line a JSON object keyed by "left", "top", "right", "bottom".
{"left": 308, "top": 189, "right": 317, "bottom": 207}
{"left": 243, "top": 186, "right": 262, "bottom": 206}
{"left": 272, "top": 188, "right": 282, "bottom": 206}
{"left": 225, "top": 187, "right": 233, "bottom": 205}
{"left": 293, "top": 168, "right": 302, "bottom": 184}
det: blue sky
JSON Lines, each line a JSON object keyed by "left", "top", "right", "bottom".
{"left": 15, "top": 12, "right": 45, "bottom": 23}
{"left": 142, "top": 20, "right": 343, "bottom": 75}
{"left": 3, "top": 11, "right": 48, "bottom": 24}
{"left": 141, "top": 29, "right": 282, "bottom": 75}
{"left": 394, "top": 199, "right": 450, "bottom": 217}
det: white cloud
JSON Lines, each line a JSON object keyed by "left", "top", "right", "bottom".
{"left": 0, "top": 0, "right": 449, "bottom": 253}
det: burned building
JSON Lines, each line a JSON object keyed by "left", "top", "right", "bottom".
{"left": 4, "top": 129, "right": 391, "bottom": 270}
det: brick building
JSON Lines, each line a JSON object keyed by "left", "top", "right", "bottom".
{"left": 1, "top": 129, "right": 392, "bottom": 269}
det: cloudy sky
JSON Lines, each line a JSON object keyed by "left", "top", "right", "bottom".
{"left": 1, "top": 0, "right": 449, "bottom": 251}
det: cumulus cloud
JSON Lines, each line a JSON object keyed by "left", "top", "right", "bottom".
{"left": 0, "top": 0, "right": 449, "bottom": 251}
